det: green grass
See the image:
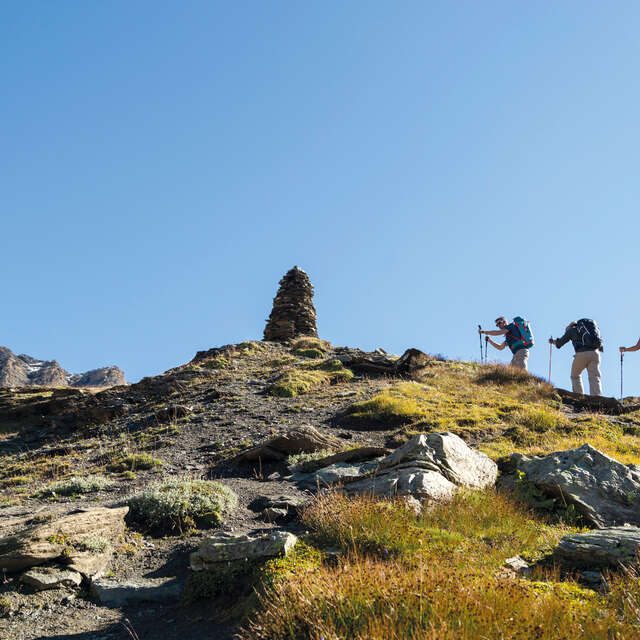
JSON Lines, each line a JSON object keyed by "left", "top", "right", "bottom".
{"left": 126, "top": 478, "right": 237, "bottom": 534}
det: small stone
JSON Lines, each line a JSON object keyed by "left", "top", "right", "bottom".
{"left": 504, "top": 556, "right": 531, "bottom": 577}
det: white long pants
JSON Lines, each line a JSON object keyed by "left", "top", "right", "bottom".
{"left": 571, "top": 350, "right": 602, "bottom": 396}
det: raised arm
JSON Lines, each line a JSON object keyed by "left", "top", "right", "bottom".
{"left": 620, "top": 338, "right": 640, "bottom": 353}
{"left": 480, "top": 329, "right": 508, "bottom": 337}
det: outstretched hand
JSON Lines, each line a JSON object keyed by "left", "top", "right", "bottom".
{"left": 620, "top": 347, "right": 626, "bottom": 353}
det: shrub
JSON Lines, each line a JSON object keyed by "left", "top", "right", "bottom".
{"left": 40, "top": 474, "right": 112, "bottom": 497}
{"left": 126, "top": 478, "right": 237, "bottom": 534}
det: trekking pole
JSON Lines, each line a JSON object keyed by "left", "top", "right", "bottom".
{"left": 621, "top": 352, "right": 624, "bottom": 402}
{"left": 485, "top": 336, "right": 489, "bottom": 364}
{"left": 478, "top": 325, "right": 483, "bottom": 363}
{"left": 548, "top": 337, "right": 553, "bottom": 384}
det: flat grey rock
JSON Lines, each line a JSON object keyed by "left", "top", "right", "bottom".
{"left": 554, "top": 526, "right": 640, "bottom": 569}
{"left": 21, "top": 567, "right": 82, "bottom": 591}
{"left": 190, "top": 530, "right": 298, "bottom": 570}
{"left": 91, "top": 577, "right": 183, "bottom": 607}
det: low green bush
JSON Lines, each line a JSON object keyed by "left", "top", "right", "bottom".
{"left": 39, "top": 474, "right": 112, "bottom": 497}
{"left": 126, "top": 478, "right": 237, "bottom": 534}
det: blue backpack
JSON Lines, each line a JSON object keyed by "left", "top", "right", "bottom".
{"left": 506, "top": 317, "right": 534, "bottom": 353}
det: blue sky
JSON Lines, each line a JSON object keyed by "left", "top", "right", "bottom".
{"left": 2, "top": 1, "right": 639, "bottom": 396}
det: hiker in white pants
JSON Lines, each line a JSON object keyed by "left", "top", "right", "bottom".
{"left": 620, "top": 339, "right": 640, "bottom": 354}
{"left": 550, "top": 319, "right": 603, "bottom": 396}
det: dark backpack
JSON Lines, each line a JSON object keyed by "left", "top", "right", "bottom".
{"left": 575, "top": 318, "right": 602, "bottom": 349}
{"left": 505, "top": 317, "right": 534, "bottom": 353}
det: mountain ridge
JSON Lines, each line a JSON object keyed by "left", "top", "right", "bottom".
{"left": 0, "top": 345, "right": 126, "bottom": 388}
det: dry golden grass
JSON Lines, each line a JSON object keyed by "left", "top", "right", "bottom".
{"left": 241, "top": 491, "right": 640, "bottom": 640}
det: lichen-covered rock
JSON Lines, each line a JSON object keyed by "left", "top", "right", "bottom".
{"left": 508, "top": 444, "right": 640, "bottom": 527}
{"left": 292, "top": 460, "right": 382, "bottom": 490}
{"left": 554, "top": 526, "right": 640, "bottom": 569}
{"left": 377, "top": 432, "right": 498, "bottom": 489}
{"left": 343, "top": 433, "right": 497, "bottom": 504}
{"left": 190, "top": 530, "right": 298, "bottom": 571}
{"left": 0, "top": 506, "right": 128, "bottom": 576}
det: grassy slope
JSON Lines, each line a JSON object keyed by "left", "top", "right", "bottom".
{"left": 2, "top": 344, "right": 640, "bottom": 638}
{"left": 240, "top": 357, "right": 640, "bottom": 639}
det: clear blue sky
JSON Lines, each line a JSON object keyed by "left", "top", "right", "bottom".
{"left": 2, "top": 2, "right": 639, "bottom": 396}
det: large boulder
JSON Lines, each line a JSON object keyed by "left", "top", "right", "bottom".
{"left": 234, "top": 426, "right": 340, "bottom": 462}
{"left": 507, "top": 444, "right": 640, "bottom": 528}
{"left": 190, "top": 530, "right": 298, "bottom": 571}
{"left": 0, "top": 506, "right": 128, "bottom": 577}
{"left": 343, "top": 433, "right": 497, "bottom": 503}
{"left": 554, "top": 526, "right": 640, "bottom": 569}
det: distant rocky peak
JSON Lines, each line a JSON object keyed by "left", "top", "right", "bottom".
{"left": 0, "top": 345, "right": 126, "bottom": 388}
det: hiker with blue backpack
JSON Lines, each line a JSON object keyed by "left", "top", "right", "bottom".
{"left": 550, "top": 319, "right": 603, "bottom": 396}
{"left": 479, "top": 316, "right": 534, "bottom": 370}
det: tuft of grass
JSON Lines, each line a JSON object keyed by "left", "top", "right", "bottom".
{"left": 286, "top": 448, "right": 337, "bottom": 470}
{"left": 126, "top": 478, "right": 237, "bottom": 534}
{"left": 39, "top": 474, "right": 112, "bottom": 497}
{"left": 269, "top": 360, "right": 353, "bottom": 398}
{"left": 291, "top": 337, "right": 329, "bottom": 352}
{"left": 202, "top": 356, "right": 230, "bottom": 370}
{"left": 108, "top": 453, "right": 162, "bottom": 472}
{"left": 293, "top": 348, "right": 324, "bottom": 359}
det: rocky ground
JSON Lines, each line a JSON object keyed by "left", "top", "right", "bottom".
{"left": 0, "top": 340, "right": 399, "bottom": 639}
{"left": 2, "top": 338, "right": 640, "bottom": 639}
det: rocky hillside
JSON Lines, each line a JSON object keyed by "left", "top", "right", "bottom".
{"left": 2, "top": 337, "right": 640, "bottom": 639}
{"left": 0, "top": 345, "right": 125, "bottom": 389}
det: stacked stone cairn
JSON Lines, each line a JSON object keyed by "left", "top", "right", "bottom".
{"left": 263, "top": 266, "right": 318, "bottom": 342}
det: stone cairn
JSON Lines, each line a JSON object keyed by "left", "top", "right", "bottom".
{"left": 264, "top": 266, "right": 318, "bottom": 342}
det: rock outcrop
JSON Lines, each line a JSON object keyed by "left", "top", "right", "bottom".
{"left": 506, "top": 444, "right": 640, "bottom": 528}
{"left": 264, "top": 266, "right": 318, "bottom": 342}
{"left": 335, "top": 348, "right": 434, "bottom": 380}
{"left": 0, "top": 345, "right": 125, "bottom": 389}
{"left": 0, "top": 506, "right": 129, "bottom": 577}
{"left": 234, "top": 425, "right": 340, "bottom": 462}
{"left": 343, "top": 433, "right": 498, "bottom": 503}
